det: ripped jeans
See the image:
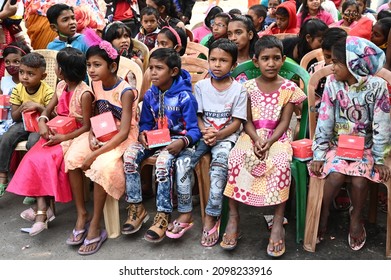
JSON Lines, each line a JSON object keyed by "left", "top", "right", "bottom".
{"left": 177, "top": 140, "right": 233, "bottom": 216}
{"left": 123, "top": 141, "right": 194, "bottom": 213}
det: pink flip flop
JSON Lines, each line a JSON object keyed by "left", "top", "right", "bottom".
{"left": 201, "top": 219, "right": 220, "bottom": 247}
{"left": 166, "top": 220, "right": 194, "bottom": 239}
{"left": 78, "top": 229, "right": 108, "bottom": 256}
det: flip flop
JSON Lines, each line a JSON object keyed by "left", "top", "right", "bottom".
{"left": 348, "top": 225, "right": 366, "bottom": 251}
{"left": 78, "top": 229, "right": 108, "bottom": 256}
{"left": 220, "top": 232, "right": 242, "bottom": 251}
{"left": 201, "top": 219, "right": 220, "bottom": 247}
{"left": 66, "top": 222, "right": 91, "bottom": 245}
{"left": 267, "top": 239, "right": 286, "bottom": 258}
{"left": 165, "top": 220, "right": 194, "bottom": 239}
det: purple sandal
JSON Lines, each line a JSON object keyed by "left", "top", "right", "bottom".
{"left": 78, "top": 229, "right": 108, "bottom": 256}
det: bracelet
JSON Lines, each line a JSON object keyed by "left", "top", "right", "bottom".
{"left": 37, "top": 115, "right": 49, "bottom": 122}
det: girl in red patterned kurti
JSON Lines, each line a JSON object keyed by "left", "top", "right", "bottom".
{"left": 220, "top": 35, "right": 306, "bottom": 257}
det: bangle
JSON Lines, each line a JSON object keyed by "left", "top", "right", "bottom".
{"left": 37, "top": 115, "right": 49, "bottom": 122}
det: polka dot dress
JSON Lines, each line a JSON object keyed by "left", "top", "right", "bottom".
{"left": 224, "top": 79, "right": 306, "bottom": 207}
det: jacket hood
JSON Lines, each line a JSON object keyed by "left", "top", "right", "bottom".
{"left": 346, "top": 36, "right": 385, "bottom": 83}
{"left": 150, "top": 69, "right": 192, "bottom": 96}
{"left": 277, "top": 0, "right": 298, "bottom": 32}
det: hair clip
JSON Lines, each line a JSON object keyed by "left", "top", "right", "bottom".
{"left": 99, "top": 41, "right": 118, "bottom": 59}
{"left": 162, "top": 26, "right": 182, "bottom": 47}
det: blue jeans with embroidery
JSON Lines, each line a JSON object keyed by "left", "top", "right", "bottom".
{"left": 124, "top": 141, "right": 194, "bottom": 213}
{"left": 178, "top": 140, "right": 233, "bottom": 216}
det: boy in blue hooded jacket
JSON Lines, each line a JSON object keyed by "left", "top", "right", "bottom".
{"left": 46, "top": 4, "right": 88, "bottom": 53}
{"left": 122, "top": 48, "right": 201, "bottom": 243}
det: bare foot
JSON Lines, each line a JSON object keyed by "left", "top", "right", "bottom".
{"left": 69, "top": 212, "right": 90, "bottom": 241}
{"left": 78, "top": 226, "right": 101, "bottom": 254}
{"left": 201, "top": 215, "right": 220, "bottom": 246}
{"left": 168, "top": 213, "right": 193, "bottom": 234}
{"left": 267, "top": 217, "right": 285, "bottom": 256}
{"left": 349, "top": 208, "right": 366, "bottom": 249}
{"left": 222, "top": 214, "right": 239, "bottom": 245}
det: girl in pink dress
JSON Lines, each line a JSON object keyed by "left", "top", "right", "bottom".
{"left": 7, "top": 47, "right": 94, "bottom": 236}
{"left": 297, "top": 0, "right": 335, "bottom": 27}
{"left": 64, "top": 40, "right": 138, "bottom": 255}
{"left": 220, "top": 36, "right": 306, "bottom": 257}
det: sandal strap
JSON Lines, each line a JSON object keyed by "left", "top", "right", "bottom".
{"left": 36, "top": 210, "right": 47, "bottom": 216}
{"left": 72, "top": 228, "right": 87, "bottom": 237}
{"left": 202, "top": 219, "right": 220, "bottom": 237}
{"left": 173, "top": 220, "right": 193, "bottom": 228}
{"left": 83, "top": 235, "right": 102, "bottom": 246}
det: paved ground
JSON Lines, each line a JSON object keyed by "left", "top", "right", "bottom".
{"left": 0, "top": 182, "right": 389, "bottom": 260}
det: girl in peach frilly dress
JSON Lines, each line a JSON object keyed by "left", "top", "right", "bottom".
{"left": 64, "top": 34, "right": 138, "bottom": 255}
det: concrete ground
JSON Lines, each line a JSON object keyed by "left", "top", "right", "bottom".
{"left": 0, "top": 183, "right": 389, "bottom": 260}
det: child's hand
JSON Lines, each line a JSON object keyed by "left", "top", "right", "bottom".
{"left": 88, "top": 131, "right": 100, "bottom": 151}
{"left": 81, "top": 153, "right": 97, "bottom": 171}
{"left": 20, "top": 101, "right": 37, "bottom": 112}
{"left": 166, "top": 139, "right": 185, "bottom": 156}
{"left": 310, "top": 161, "right": 324, "bottom": 177}
{"left": 203, "top": 127, "right": 218, "bottom": 146}
{"left": 38, "top": 121, "right": 50, "bottom": 140}
{"left": 42, "top": 133, "right": 64, "bottom": 147}
{"left": 374, "top": 164, "right": 391, "bottom": 182}
{"left": 138, "top": 132, "right": 149, "bottom": 149}
{"left": 254, "top": 139, "right": 271, "bottom": 160}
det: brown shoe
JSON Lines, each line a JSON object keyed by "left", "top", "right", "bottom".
{"left": 122, "top": 203, "right": 149, "bottom": 235}
{"left": 144, "top": 212, "right": 170, "bottom": 243}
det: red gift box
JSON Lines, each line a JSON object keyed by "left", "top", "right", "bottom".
{"left": 291, "top": 138, "right": 313, "bottom": 161}
{"left": 90, "top": 111, "right": 119, "bottom": 142}
{"left": 47, "top": 116, "right": 77, "bottom": 134}
{"left": 22, "top": 111, "right": 40, "bottom": 132}
{"left": 0, "top": 95, "right": 10, "bottom": 108}
{"left": 145, "top": 128, "right": 171, "bottom": 148}
{"left": 336, "top": 135, "right": 365, "bottom": 161}
{"left": 0, "top": 108, "right": 9, "bottom": 121}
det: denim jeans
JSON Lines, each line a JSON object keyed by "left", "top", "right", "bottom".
{"left": 124, "top": 140, "right": 194, "bottom": 213}
{"left": 178, "top": 140, "right": 233, "bottom": 216}
{"left": 0, "top": 122, "right": 40, "bottom": 172}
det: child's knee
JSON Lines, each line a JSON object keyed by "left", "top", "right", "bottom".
{"left": 326, "top": 172, "right": 346, "bottom": 186}
{"left": 155, "top": 150, "right": 174, "bottom": 182}
{"left": 351, "top": 176, "right": 370, "bottom": 190}
{"left": 123, "top": 143, "right": 144, "bottom": 173}
{"left": 210, "top": 152, "right": 229, "bottom": 172}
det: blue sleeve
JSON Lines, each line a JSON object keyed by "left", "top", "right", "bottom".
{"left": 139, "top": 91, "right": 156, "bottom": 132}
{"left": 180, "top": 92, "right": 201, "bottom": 145}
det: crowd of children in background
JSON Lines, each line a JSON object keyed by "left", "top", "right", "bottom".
{"left": 0, "top": 0, "right": 391, "bottom": 258}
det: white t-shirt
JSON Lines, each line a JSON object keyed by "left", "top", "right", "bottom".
{"left": 194, "top": 78, "right": 247, "bottom": 144}
{"left": 0, "top": 76, "right": 16, "bottom": 135}
{"left": 0, "top": 76, "right": 16, "bottom": 95}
